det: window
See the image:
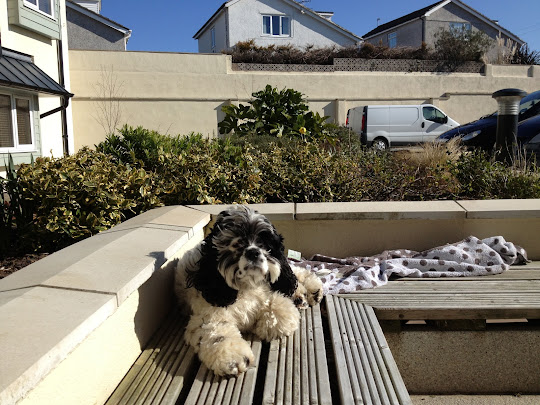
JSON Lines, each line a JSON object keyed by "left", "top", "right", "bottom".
{"left": 0, "top": 94, "right": 34, "bottom": 151}
{"left": 211, "top": 27, "right": 216, "bottom": 51}
{"left": 388, "top": 32, "right": 397, "bottom": 48}
{"left": 449, "top": 22, "right": 471, "bottom": 35}
{"left": 262, "top": 15, "right": 290, "bottom": 36}
{"left": 422, "top": 106, "right": 446, "bottom": 123}
{"left": 23, "top": 0, "right": 54, "bottom": 18}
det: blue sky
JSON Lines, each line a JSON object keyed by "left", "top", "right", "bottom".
{"left": 101, "top": 0, "right": 540, "bottom": 53}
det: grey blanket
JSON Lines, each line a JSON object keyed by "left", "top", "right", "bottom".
{"left": 290, "top": 236, "right": 528, "bottom": 295}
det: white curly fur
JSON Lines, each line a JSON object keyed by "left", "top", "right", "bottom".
{"left": 173, "top": 206, "right": 322, "bottom": 377}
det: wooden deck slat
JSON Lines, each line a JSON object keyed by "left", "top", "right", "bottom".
{"left": 106, "top": 313, "right": 179, "bottom": 405}
{"left": 311, "top": 304, "right": 332, "bottom": 404}
{"left": 326, "top": 295, "right": 413, "bottom": 405}
{"left": 341, "top": 296, "right": 378, "bottom": 405}
{"left": 261, "top": 304, "right": 332, "bottom": 405}
{"left": 299, "top": 311, "right": 309, "bottom": 405}
{"left": 347, "top": 299, "right": 390, "bottom": 405}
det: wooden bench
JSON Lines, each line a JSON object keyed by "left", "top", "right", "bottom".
{"left": 106, "top": 262, "right": 540, "bottom": 404}
{"left": 344, "top": 261, "right": 540, "bottom": 325}
{"left": 106, "top": 299, "right": 411, "bottom": 405}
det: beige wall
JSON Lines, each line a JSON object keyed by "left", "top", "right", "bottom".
{"left": 68, "top": 50, "right": 540, "bottom": 150}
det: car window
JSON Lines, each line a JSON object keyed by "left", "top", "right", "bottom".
{"left": 422, "top": 106, "right": 446, "bottom": 122}
{"left": 519, "top": 91, "right": 540, "bottom": 120}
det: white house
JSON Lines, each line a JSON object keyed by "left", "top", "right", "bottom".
{"left": 194, "top": 0, "right": 362, "bottom": 53}
{"left": 1, "top": 0, "right": 74, "bottom": 170}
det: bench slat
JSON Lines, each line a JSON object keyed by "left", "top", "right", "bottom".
{"left": 262, "top": 304, "right": 332, "bottom": 405}
{"left": 106, "top": 310, "right": 192, "bottom": 405}
{"left": 326, "top": 295, "right": 412, "bottom": 405}
{"left": 184, "top": 337, "right": 261, "bottom": 405}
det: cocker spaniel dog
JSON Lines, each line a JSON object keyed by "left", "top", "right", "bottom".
{"left": 174, "top": 205, "right": 323, "bottom": 376}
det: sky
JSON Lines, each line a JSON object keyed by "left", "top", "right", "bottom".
{"left": 100, "top": 0, "right": 540, "bottom": 54}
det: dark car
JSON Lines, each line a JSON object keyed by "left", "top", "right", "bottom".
{"left": 437, "top": 90, "right": 540, "bottom": 150}
{"left": 521, "top": 114, "right": 540, "bottom": 159}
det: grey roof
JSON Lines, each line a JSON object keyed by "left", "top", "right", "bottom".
{"left": 0, "top": 47, "right": 73, "bottom": 97}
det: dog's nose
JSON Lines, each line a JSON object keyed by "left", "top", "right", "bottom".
{"left": 245, "top": 247, "right": 260, "bottom": 261}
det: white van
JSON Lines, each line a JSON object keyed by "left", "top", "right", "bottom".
{"left": 346, "top": 104, "right": 459, "bottom": 150}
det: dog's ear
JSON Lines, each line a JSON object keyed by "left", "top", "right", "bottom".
{"left": 268, "top": 230, "right": 298, "bottom": 297}
{"left": 186, "top": 233, "right": 238, "bottom": 307}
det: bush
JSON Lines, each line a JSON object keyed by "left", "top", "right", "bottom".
{"left": 226, "top": 40, "right": 436, "bottom": 64}
{"left": 512, "top": 44, "right": 540, "bottom": 65}
{"left": 4, "top": 126, "right": 540, "bottom": 258}
{"left": 434, "top": 28, "right": 493, "bottom": 62}
{"left": 12, "top": 148, "right": 162, "bottom": 252}
{"left": 218, "top": 84, "right": 332, "bottom": 142}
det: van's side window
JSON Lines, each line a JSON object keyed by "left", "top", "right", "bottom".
{"left": 422, "top": 106, "right": 446, "bottom": 123}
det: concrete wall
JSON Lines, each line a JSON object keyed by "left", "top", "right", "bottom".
{"left": 68, "top": 50, "right": 540, "bottom": 150}
{"left": 66, "top": 7, "right": 126, "bottom": 50}
{"left": 0, "top": 0, "right": 74, "bottom": 161}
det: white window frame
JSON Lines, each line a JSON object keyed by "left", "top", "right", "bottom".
{"left": 388, "top": 32, "right": 397, "bottom": 48}
{"left": 449, "top": 22, "right": 472, "bottom": 34}
{"left": 262, "top": 15, "right": 291, "bottom": 37}
{"left": 23, "top": 0, "right": 56, "bottom": 20}
{"left": 0, "top": 92, "right": 36, "bottom": 153}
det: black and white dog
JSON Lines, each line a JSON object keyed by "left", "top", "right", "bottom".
{"left": 174, "top": 205, "right": 322, "bottom": 376}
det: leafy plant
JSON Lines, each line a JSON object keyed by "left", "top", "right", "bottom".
{"left": 0, "top": 154, "right": 35, "bottom": 257}
{"left": 434, "top": 28, "right": 493, "bottom": 62}
{"left": 14, "top": 148, "right": 162, "bottom": 252}
{"left": 512, "top": 44, "right": 540, "bottom": 65}
{"left": 218, "top": 85, "right": 332, "bottom": 142}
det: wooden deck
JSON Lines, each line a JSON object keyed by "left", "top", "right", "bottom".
{"left": 106, "top": 262, "right": 540, "bottom": 404}
{"left": 344, "top": 261, "right": 540, "bottom": 322}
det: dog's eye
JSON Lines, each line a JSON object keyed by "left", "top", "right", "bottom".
{"left": 231, "top": 241, "right": 242, "bottom": 249}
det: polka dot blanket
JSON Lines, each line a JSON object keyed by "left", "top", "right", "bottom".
{"left": 289, "top": 236, "right": 529, "bottom": 295}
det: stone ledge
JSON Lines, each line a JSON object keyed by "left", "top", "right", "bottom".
{"left": 295, "top": 201, "right": 465, "bottom": 220}
{"left": 0, "top": 205, "right": 210, "bottom": 405}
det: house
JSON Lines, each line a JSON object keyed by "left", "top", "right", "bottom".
{"left": 1, "top": 0, "right": 74, "bottom": 170}
{"left": 362, "top": 0, "right": 524, "bottom": 60}
{"left": 66, "top": 0, "right": 131, "bottom": 51}
{"left": 194, "top": 0, "right": 361, "bottom": 53}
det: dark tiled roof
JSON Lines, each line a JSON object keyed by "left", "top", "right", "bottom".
{"left": 0, "top": 48, "right": 73, "bottom": 97}
{"left": 363, "top": 0, "right": 445, "bottom": 38}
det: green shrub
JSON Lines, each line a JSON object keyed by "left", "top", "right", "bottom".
{"left": 14, "top": 148, "right": 162, "bottom": 252}
{"left": 434, "top": 28, "right": 492, "bottom": 62}
{"left": 5, "top": 126, "right": 540, "bottom": 259}
{"left": 1, "top": 154, "right": 35, "bottom": 256}
{"left": 96, "top": 125, "right": 205, "bottom": 170}
{"left": 226, "top": 41, "right": 436, "bottom": 64}
{"left": 453, "top": 151, "right": 540, "bottom": 199}
{"left": 218, "top": 84, "right": 332, "bottom": 142}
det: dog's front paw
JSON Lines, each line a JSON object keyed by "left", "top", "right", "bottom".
{"left": 292, "top": 266, "right": 323, "bottom": 308}
{"left": 254, "top": 293, "right": 300, "bottom": 341}
{"left": 205, "top": 337, "right": 254, "bottom": 377}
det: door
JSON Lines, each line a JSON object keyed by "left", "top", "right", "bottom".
{"left": 388, "top": 106, "right": 422, "bottom": 145}
{"left": 422, "top": 106, "right": 450, "bottom": 142}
